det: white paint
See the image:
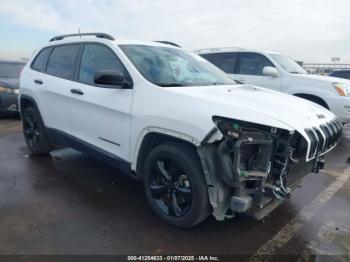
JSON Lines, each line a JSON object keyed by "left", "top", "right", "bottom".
{"left": 296, "top": 221, "right": 350, "bottom": 260}
{"left": 250, "top": 167, "right": 350, "bottom": 260}
{"left": 308, "top": 221, "right": 350, "bottom": 254}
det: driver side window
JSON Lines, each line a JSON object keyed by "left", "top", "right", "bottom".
{"left": 79, "top": 44, "right": 127, "bottom": 85}
{"left": 238, "top": 53, "right": 274, "bottom": 76}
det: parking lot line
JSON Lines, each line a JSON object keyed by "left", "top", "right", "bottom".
{"left": 249, "top": 167, "right": 350, "bottom": 260}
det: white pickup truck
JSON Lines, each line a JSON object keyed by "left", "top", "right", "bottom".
{"left": 197, "top": 47, "right": 350, "bottom": 123}
{"left": 19, "top": 34, "right": 342, "bottom": 227}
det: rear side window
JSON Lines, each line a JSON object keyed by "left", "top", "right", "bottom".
{"left": 31, "top": 47, "right": 51, "bottom": 72}
{"left": 46, "top": 45, "right": 80, "bottom": 79}
{"left": 238, "top": 53, "right": 274, "bottom": 76}
{"left": 205, "top": 52, "right": 237, "bottom": 74}
{"left": 78, "top": 44, "right": 128, "bottom": 85}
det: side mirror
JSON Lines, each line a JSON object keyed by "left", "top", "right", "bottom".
{"left": 263, "top": 66, "right": 279, "bottom": 78}
{"left": 93, "top": 69, "right": 126, "bottom": 88}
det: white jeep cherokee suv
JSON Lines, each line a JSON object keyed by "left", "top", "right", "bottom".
{"left": 196, "top": 47, "right": 350, "bottom": 123}
{"left": 19, "top": 33, "right": 342, "bottom": 228}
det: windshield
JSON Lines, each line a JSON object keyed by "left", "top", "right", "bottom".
{"left": 270, "top": 54, "right": 307, "bottom": 74}
{"left": 0, "top": 62, "right": 25, "bottom": 78}
{"left": 119, "top": 45, "right": 235, "bottom": 87}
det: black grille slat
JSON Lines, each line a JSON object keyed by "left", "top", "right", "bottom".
{"left": 331, "top": 120, "right": 339, "bottom": 133}
{"left": 332, "top": 120, "right": 342, "bottom": 141}
{"left": 320, "top": 125, "right": 331, "bottom": 149}
{"left": 333, "top": 121, "right": 341, "bottom": 141}
{"left": 327, "top": 122, "right": 336, "bottom": 146}
{"left": 305, "top": 129, "right": 317, "bottom": 158}
{"left": 305, "top": 119, "right": 342, "bottom": 159}
{"left": 314, "top": 128, "right": 324, "bottom": 155}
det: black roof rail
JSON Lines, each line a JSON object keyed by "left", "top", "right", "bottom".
{"left": 49, "top": 32, "right": 115, "bottom": 42}
{"left": 154, "top": 41, "right": 181, "bottom": 47}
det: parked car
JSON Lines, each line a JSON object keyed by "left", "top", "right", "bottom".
{"left": 0, "top": 60, "right": 25, "bottom": 116}
{"left": 20, "top": 33, "right": 342, "bottom": 227}
{"left": 196, "top": 47, "right": 350, "bottom": 123}
{"left": 329, "top": 69, "right": 350, "bottom": 80}
{"left": 316, "top": 68, "right": 334, "bottom": 76}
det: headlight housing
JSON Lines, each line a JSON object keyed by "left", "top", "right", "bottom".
{"left": 332, "top": 82, "right": 350, "bottom": 97}
{"left": 0, "top": 86, "right": 19, "bottom": 95}
{"left": 213, "top": 116, "right": 280, "bottom": 138}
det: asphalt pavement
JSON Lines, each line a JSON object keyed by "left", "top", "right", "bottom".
{"left": 0, "top": 118, "right": 349, "bottom": 261}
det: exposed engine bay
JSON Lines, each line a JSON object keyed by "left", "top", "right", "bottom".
{"left": 198, "top": 116, "right": 342, "bottom": 220}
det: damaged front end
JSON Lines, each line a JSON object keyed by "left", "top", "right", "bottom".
{"left": 198, "top": 116, "right": 342, "bottom": 220}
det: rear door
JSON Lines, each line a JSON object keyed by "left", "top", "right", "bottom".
{"left": 32, "top": 44, "right": 80, "bottom": 134}
{"left": 235, "top": 52, "right": 281, "bottom": 91}
{"left": 200, "top": 52, "right": 238, "bottom": 76}
{"left": 68, "top": 43, "right": 133, "bottom": 161}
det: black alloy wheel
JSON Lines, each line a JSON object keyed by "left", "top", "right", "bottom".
{"left": 22, "top": 107, "right": 52, "bottom": 154}
{"left": 149, "top": 158, "right": 192, "bottom": 217}
{"left": 24, "top": 112, "right": 40, "bottom": 150}
{"left": 143, "top": 142, "right": 210, "bottom": 228}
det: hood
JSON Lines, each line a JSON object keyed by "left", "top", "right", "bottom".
{"left": 291, "top": 73, "right": 350, "bottom": 85}
{"left": 0, "top": 78, "right": 19, "bottom": 89}
{"left": 166, "top": 84, "right": 337, "bottom": 136}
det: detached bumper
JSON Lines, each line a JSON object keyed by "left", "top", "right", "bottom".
{"left": 0, "top": 93, "right": 19, "bottom": 113}
{"left": 327, "top": 96, "right": 350, "bottom": 123}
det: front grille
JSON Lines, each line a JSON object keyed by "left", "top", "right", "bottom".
{"left": 305, "top": 119, "right": 343, "bottom": 159}
{"left": 313, "top": 128, "right": 324, "bottom": 155}
{"left": 305, "top": 129, "right": 317, "bottom": 158}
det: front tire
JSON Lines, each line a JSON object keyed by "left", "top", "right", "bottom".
{"left": 143, "top": 142, "right": 210, "bottom": 228}
{"left": 22, "top": 107, "right": 52, "bottom": 155}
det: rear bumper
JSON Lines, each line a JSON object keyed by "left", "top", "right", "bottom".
{"left": 0, "top": 93, "right": 19, "bottom": 113}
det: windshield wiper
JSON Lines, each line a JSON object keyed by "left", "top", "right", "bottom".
{"left": 156, "top": 83, "right": 184, "bottom": 87}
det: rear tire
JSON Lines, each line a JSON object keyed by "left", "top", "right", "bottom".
{"left": 143, "top": 142, "right": 210, "bottom": 228}
{"left": 22, "top": 107, "right": 53, "bottom": 155}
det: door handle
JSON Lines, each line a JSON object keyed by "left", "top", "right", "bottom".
{"left": 70, "top": 89, "right": 84, "bottom": 95}
{"left": 34, "top": 79, "right": 43, "bottom": 85}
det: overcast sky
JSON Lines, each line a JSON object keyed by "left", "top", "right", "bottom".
{"left": 0, "top": 0, "right": 349, "bottom": 63}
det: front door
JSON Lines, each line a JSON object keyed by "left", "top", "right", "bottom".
{"left": 233, "top": 52, "right": 282, "bottom": 91}
{"left": 69, "top": 43, "right": 133, "bottom": 161}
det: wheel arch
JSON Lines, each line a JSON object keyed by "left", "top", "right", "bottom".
{"left": 293, "top": 93, "right": 329, "bottom": 109}
{"left": 133, "top": 129, "right": 200, "bottom": 179}
{"left": 19, "top": 94, "right": 40, "bottom": 116}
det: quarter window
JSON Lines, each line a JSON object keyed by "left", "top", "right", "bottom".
{"left": 79, "top": 44, "right": 127, "bottom": 86}
{"left": 238, "top": 53, "right": 274, "bottom": 76}
{"left": 31, "top": 47, "right": 51, "bottom": 72}
{"left": 46, "top": 45, "right": 80, "bottom": 79}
